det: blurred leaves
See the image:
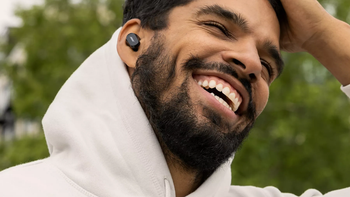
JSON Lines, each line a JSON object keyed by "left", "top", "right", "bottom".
{"left": 0, "top": 132, "right": 49, "bottom": 171}
{"left": 1, "top": 0, "right": 123, "bottom": 119}
{"left": 0, "top": 0, "right": 350, "bottom": 195}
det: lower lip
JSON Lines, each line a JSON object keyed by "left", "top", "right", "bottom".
{"left": 194, "top": 80, "right": 239, "bottom": 121}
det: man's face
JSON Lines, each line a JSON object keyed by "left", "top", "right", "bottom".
{"left": 131, "top": 0, "right": 282, "bottom": 172}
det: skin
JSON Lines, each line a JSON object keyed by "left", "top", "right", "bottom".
{"left": 117, "top": 0, "right": 350, "bottom": 196}
{"left": 280, "top": 0, "right": 350, "bottom": 86}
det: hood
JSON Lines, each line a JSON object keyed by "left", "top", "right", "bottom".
{"left": 42, "top": 28, "right": 233, "bottom": 197}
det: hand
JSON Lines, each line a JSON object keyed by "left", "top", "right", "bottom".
{"left": 279, "top": 0, "right": 350, "bottom": 86}
{"left": 279, "top": 0, "right": 334, "bottom": 52}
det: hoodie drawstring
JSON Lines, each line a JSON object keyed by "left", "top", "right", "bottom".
{"left": 164, "top": 178, "right": 171, "bottom": 197}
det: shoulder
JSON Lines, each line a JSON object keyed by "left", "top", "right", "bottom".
{"left": 0, "top": 159, "right": 88, "bottom": 197}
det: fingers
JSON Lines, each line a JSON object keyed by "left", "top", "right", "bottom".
{"left": 278, "top": 0, "right": 335, "bottom": 52}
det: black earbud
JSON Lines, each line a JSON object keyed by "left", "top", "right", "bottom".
{"left": 126, "top": 33, "right": 140, "bottom": 52}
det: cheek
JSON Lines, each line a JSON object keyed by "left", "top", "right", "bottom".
{"left": 254, "top": 83, "right": 270, "bottom": 116}
{"left": 166, "top": 28, "right": 225, "bottom": 62}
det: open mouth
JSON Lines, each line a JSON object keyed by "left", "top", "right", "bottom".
{"left": 194, "top": 76, "right": 242, "bottom": 113}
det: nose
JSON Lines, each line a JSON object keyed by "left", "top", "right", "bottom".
{"left": 221, "top": 42, "right": 262, "bottom": 82}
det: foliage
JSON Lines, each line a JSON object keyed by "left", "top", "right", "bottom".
{"left": 1, "top": 0, "right": 123, "bottom": 119}
{"left": 0, "top": 0, "right": 349, "bottom": 195}
{"left": 0, "top": 132, "right": 49, "bottom": 171}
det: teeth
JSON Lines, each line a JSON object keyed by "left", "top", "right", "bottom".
{"left": 228, "top": 92, "right": 239, "bottom": 111}
{"left": 216, "top": 84, "right": 223, "bottom": 92}
{"left": 209, "top": 80, "right": 216, "bottom": 88}
{"left": 197, "top": 78, "right": 242, "bottom": 112}
{"left": 222, "top": 87, "right": 230, "bottom": 96}
{"left": 202, "top": 80, "right": 209, "bottom": 87}
{"left": 235, "top": 101, "right": 241, "bottom": 111}
{"left": 229, "top": 93, "right": 236, "bottom": 101}
{"left": 213, "top": 95, "right": 230, "bottom": 110}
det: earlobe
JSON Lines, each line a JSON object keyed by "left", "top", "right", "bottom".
{"left": 117, "top": 19, "right": 143, "bottom": 70}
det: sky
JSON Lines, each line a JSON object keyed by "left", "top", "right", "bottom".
{"left": 0, "top": 0, "right": 43, "bottom": 35}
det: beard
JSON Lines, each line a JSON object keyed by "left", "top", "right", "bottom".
{"left": 131, "top": 33, "right": 256, "bottom": 174}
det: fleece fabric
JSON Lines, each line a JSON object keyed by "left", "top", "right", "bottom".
{"left": 0, "top": 28, "right": 349, "bottom": 197}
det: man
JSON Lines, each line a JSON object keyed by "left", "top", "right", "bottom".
{"left": 0, "top": 0, "right": 349, "bottom": 196}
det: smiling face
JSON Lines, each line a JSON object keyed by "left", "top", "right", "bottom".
{"left": 161, "top": 0, "right": 282, "bottom": 115}
{"left": 127, "top": 0, "right": 282, "bottom": 172}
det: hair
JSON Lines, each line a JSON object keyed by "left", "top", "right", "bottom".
{"left": 123, "top": 0, "right": 193, "bottom": 30}
{"left": 267, "top": 0, "right": 288, "bottom": 36}
{"left": 122, "top": 0, "right": 288, "bottom": 32}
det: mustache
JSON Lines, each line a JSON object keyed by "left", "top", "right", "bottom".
{"left": 182, "top": 56, "right": 253, "bottom": 105}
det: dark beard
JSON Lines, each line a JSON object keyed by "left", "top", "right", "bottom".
{"left": 131, "top": 33, "right": 256, "bottom": 174}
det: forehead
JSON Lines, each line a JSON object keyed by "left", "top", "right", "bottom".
{"left": 171, "top": 0, "right": 281, "bottom": 44}
{"left": 188, "top": 0, "right": 278, "bottom": 25}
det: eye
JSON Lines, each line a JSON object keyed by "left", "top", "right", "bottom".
{"left": 203, "top": 21, "right": 231, "bottom": 37}
{"left": 260, "top": 59, "right": 274, "bottom": 82}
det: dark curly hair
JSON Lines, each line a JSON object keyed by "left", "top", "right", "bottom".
{"left": 122, "top": 0, "right": 287, "bottom": 32}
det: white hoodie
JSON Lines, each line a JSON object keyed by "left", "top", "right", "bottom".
{"left": 0, "top": 29, "right": 349, "bottom": 197}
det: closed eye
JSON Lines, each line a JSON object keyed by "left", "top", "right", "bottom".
{"left": 203, "top": 21, "right": 232, "bottom": 38}
{"left": 261, "top": 59, "right": 274, "bottom": 81}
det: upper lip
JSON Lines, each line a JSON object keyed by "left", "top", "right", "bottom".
{"left": 193, "top": 70, "right": 250, "bottom": 114}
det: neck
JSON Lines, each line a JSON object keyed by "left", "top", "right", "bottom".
{"left": 152, "top": 129, "right": 213, "bottom": 196}
{"left": 166, "top": 154, "right": 203, "bottom": 197}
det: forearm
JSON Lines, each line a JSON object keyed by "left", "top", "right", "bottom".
{"left": 303, "top": 17, "right": 350, "bottom": 86}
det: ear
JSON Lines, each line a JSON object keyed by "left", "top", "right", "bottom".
{"left": 117, "top": 19, "right": 152, "bottom": 76}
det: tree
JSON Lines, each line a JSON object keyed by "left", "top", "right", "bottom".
{"left": 2, "top": 0, "right": 123, "bottom": 120}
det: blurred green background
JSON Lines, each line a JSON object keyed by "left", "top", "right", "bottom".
{"left": 0, "top": 0, "right": 349, "bottom": 195}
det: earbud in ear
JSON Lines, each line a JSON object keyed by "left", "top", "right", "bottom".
{"left": 126, "top": 33, "right": 140, "bottom": 52}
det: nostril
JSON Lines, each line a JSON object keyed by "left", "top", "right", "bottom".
{"left": 232, "top": 58, "right": 246, "bottom": 69}
{"left": 249, "top": 73, "right": 257, "bottom": 82}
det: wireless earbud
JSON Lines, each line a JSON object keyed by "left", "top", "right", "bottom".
{"left": 126, "top": 33, "right": 140, "bottom": 52}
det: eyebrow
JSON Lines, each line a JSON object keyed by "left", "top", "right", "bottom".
{"left": 196, "top": 5, "right": 285, "bottom": 76}
{"left": 195, "top": 5, "right": 250, "bottom": 33}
